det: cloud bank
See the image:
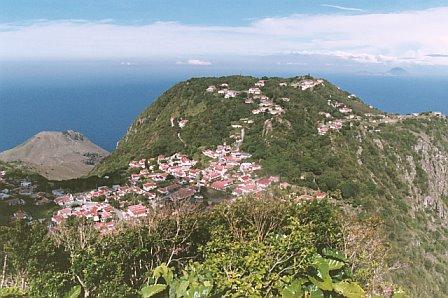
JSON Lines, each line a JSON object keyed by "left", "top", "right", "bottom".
{"left": 1, "top": 7, "right": 448, "bottom": 65}
{"left": 176, "top": 59, "right": 212, "bottom": 66}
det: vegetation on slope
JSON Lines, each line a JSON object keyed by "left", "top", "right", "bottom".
{"left": 0, "top": 195, "right": 400, "bottom": 297}
{"left": 92, "top": 75, "right": 448, "bottom": 296}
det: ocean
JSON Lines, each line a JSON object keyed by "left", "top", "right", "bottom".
{"left": 1, "top": 63, "right": 448, "bottom": 152}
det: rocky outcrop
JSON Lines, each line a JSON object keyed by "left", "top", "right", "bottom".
{"left": 411, "top": 136, "right": 448, "bottom": 222}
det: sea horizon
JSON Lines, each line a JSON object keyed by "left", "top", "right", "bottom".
{"left": 1, "top": 64, "right": 448, "bottom": 152}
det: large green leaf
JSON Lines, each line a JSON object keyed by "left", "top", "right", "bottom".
{"left": 327, "top": 258, "right": 345, "bottom": 271}
{"left": 140, "top": 284, "right": 167, "bottom": 298}
{"left": 281, "top": 279, "right": 305, "bottom": 298}
{"left": 174, "top": 280, "right": 189, "bottom": 297}
{"left": 304, "top": 285, "right": 325, "bottom": 298}
{"left": 153, "top": 264, "right": 174, "bottom": 284}
{"left": 322, "top": 248, "right": 348, "bottom": 262}
{"left": 333, "top": 281, "right": 365, "bottom": 298}
{"left": 186, "top": 285, "right": 213, "bottom": 298}
{"left": 309, "top": 257, "right": 333, "bottom": 291}
{"left": 63, "top": 285, "right": 82, "bottom": 298}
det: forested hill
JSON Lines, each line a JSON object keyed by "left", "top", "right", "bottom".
{"left": 93, "top": 75, "right": 448, "bottom": 296}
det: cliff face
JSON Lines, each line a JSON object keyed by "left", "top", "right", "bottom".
{"left": 352, "top": 118, "right": 448, "bottom": 296}
{"left": 412, "top": 136, "right": 448, "bottom": 220}
{"left": 0, "top": 130, "right": 109, "bottom": 180}
{"left": 93, "top": 76, "right": 448, "bottom": 296}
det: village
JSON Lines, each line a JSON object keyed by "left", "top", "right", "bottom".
{"left": 46, "top": 142, "right": 284, "bottom": 233}
{"left": 1, "top": 77, "right": 446, "bottom": 233}
{"left": 42, "top": 78, "right": 326, "bottom": 232}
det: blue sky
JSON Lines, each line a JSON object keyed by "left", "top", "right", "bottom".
{"left": 1, "top": 1, "right": 448, "bottom": 73}
{"left": 2, "top": 1, "right": 446, "bottom": 25}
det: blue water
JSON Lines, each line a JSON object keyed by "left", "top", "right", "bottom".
{"left": 1, "top": 63, "right": 448, "bottom": 152}
{"left": 325, "top": 75, "right": 448, "bottom": 116}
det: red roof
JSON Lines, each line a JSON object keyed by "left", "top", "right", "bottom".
{"left": 52, "top": 214, "right": 64, "bottom": 224}
{"left": 128, "top": 204, "right": 147, "bottom": 216}
{"left": 210, "top": 179, "right": 234, "bottom": 190}
{"left": 257, "top": 178, "right": 272, "bottom": 187}
{"left": 315, "top": 192, "right": 327, "bottom": 199}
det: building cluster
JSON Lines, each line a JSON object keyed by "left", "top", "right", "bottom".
{"left": 289, "top": 79, "right": 324, "bottom": 90}
{"left": 50, "top": 139, "right": 280, "bottom": 232}
{"left": 206, "top": 80, "right": 285, "bottom": 116}
{"left": 207, "top": 83, "right": 240, "bottom": 99}
{"left": 52, "top": 203, "right": 114, "bottom": 225}
{"left": 0, "top": 174, "right": 51, "bottom": 207}
{"left": 248, "top": 81, "right": 285, "bottom": 116}
{"left": 316, "top": 100, "right": 357, "bottom": 135}
{"left": 201, "top": 144, "right": 278, "bottom": 195}
{"left": 51, "top": 187, "right": 154, "bottom": 233}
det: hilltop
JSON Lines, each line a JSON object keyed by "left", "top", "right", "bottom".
{"left": 93, "top": 75, "right": 448, "bottom": 297}
{"left": 0, "top": 130, "right": 109, "bottom": 180}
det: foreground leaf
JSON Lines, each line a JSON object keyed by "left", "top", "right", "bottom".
{"left": 140, "top": 284, "right": 167, "bottom": 298}
{"left": 333, "top": 281, "right": 365, "bottom": 298}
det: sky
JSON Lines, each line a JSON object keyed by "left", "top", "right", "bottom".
{"left": 1, "top": 1, "right": 448, "bottom": 74}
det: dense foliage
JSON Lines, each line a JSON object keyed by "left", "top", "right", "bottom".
{"left": 0, "top": 196, "right": 383, "bottom": 297}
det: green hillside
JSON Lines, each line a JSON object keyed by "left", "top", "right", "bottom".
{"left": 93, "top": 75, "right": 448, "bottom": 297}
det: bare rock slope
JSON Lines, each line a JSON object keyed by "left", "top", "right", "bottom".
{"left": 0, "top": 130, "right": 109, "bottom": 180}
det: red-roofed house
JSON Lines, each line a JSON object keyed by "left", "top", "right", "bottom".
{"left": 129, "top": 161, "right": 140, "bottom": 168}
{"left": 54, "top": 195, "right": 74, "bottom": 206}
{"left": 256, "top": 178, "right": 272, "bottom": 188}
{"left": 143, "top": 181, "right": 157, "bottom": 191}
{"left": 128, "top": 204, "right": 148, "bottom": 218}
{"left": 315, "top": 192, "right": 327, "bottom": 199}
{"left": 149, "top": 172, "right": 169, "bottom": 182}
{"left": 51, "top": 214, "right": 64, "bottom": 224}
{"left": 210, "top": 179, "right": 234, "bottom": 190}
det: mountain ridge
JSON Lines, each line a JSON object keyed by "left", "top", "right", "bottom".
{"left": 92, "top": 75, "right": 448, "bottom": 297}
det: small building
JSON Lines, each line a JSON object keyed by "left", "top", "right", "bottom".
{"left": 248, "top": 87, "right": 261, "bottom": 95}
{"left": 21, "top": 181, "right": 32, "bottom": 188}
{"left": 210, "top": 179, "right": 234, "bottom": 191}
{"left": 206, "top": 85, "right": 216, "bottom": 92}
{"left": 128, "top": 204, "right": 148, "bottom": 218}
{"left": 170, "top": 188, "right": 196, "bottom": 201}
{"left": 179, "top": 119, "right": 189, "bottom": 128}
{"left": 143, "top": 181, "right": 157, "bottom": 192}
{"left": 5, "top": 198, "right": 25, "bottom": 206}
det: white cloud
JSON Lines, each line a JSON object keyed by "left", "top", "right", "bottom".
{"left": 1, "top": 7, "right": 448, "bottom": 65}
{"left": 177, "top": 59, "right": 212, "bottom": 66}
{"left": 321, "top": 4, "right": 364, "bottom": 12}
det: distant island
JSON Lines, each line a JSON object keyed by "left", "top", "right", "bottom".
{"left": 387, "top": 67, "right": 409, "bottom": 76}
{"left": 357, "top": 67, "right": 409, "bottom": 76}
